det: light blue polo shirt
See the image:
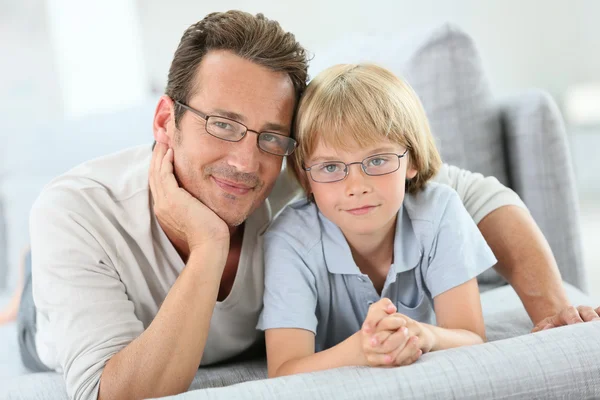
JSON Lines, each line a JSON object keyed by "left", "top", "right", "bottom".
{"left": 257, "top": 182, "right": 497, "bottom": 352}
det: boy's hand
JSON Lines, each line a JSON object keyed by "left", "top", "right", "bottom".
{"left": 375, "top": 314, "right": 436, "bottom": 366}
{"left": 360, "top": 298, "right": 398, "bottom": 366}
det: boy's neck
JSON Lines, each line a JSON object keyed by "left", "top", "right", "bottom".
{"left": 343, "top": 216, "right": 397, "bottom": 277}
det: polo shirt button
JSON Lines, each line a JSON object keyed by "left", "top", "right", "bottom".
{"left": 367, "top": 301, "right": 374, "bottom": 306}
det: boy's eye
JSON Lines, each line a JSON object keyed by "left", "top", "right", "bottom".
{"left": 368, "top": 157, "right": 387, "bottom": 167}
{"left": 321, "top": 163, "right": 342, "bottom": 173}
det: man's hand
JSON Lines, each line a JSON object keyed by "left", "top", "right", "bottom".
{"left": 149, "top": 143, "right": 230, "bottom": 252}
{"left": 532, "top": 305, "right": 600, "bottom": 332}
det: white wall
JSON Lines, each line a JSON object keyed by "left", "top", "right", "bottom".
{"left": 137, "top": 0, "right": 600, "bottom": 103}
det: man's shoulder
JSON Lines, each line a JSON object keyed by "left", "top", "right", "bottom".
{"left": 32, "top": 145, "right": 152, "bottom": 218}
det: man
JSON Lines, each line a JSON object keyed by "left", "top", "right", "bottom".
{"left": 19, "top": 9, "right": 599, "bottom": 400}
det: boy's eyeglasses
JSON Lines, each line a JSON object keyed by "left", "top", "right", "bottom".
{"left": 175, "top": 101, "right": 298, "bottom": 156}
{"left": 303, "top": 149, "right": 409, "bottom": 183}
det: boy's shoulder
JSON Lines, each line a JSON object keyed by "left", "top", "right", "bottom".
{"left": 265, "top": 199, "right": 322, "bottom": 250}
{"left": 403, "top": 181, "right": 462, "bottom": 226}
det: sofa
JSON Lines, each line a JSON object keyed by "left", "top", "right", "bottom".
{"left": 1, "top": 23, "right": 599, "bottom": 400}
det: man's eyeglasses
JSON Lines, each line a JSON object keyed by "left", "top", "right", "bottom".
{"left": 175, "top": 101, "right": 297, "bottom": 156}
{"left": 303, "top": 149, "right": 409, "bottom": 183}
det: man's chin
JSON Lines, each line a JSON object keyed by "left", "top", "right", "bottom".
{"left": 212, "top": 203, "right": 254, "bottom": 227}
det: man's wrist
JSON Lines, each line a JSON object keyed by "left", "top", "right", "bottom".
{"left": 187, "top": 243, "right": 228, "bottom": 273}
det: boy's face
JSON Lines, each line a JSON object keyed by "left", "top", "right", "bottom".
{"left": 306, "top": 139, "right": 417, "bottom": 238}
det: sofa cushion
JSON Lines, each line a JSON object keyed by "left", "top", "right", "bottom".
{"left": 2, "top": 283, "right": 597, "bottom": 399}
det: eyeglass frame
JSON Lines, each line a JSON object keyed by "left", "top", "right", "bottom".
{"left": 302, "top": 149, "right": 409, "bottom": 183}
{"left": 174, "top": 100, "right": 298, "bottom": 156}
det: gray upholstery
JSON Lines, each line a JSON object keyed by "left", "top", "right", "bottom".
{"left": 4, "top": 284, "right": 598, "bottom": 400}
{"left": 501, "top": 90, "right": 585, "bottom": 290}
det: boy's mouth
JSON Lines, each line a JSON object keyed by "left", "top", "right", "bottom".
{"left": 345, "top": 205, "right": 379, "bottom": 216}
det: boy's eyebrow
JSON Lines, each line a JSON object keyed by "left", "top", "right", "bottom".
{"left": 309, "top": 155, "right": 341, "bottom": 164}
{"left": 309, "top": 146, "right": 402, "bottom": 164}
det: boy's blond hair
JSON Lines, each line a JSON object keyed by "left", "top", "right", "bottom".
{"left": 290, "top": 63, "right": 441, "bottom": 194}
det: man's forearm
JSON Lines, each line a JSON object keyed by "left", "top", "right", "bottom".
{"left": 99, "top": 245, "right": 227, "bottom": 400}
{"left": 478, "top": 205, "right": 570, "bottom": 324}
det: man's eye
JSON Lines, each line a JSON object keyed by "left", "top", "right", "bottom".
{"left": 214, "top": 121, "right": 232, "bottom": 130}
{"left": 261, "top": 133, "right": 277, "bottom": 142}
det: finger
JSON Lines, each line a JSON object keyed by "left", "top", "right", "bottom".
{"left": 561, "top": 306, "right": 584, "bottom": 325}
{"left": 149, "top": 142, "right": 167, "bottom": 199}
{"left": 375, "top": 314, "right": 407, "bottom": 333}
{"left": 531, "top": 317, "right": 550, "bottom": 333}
{"left": 380, "top": 335, "right": 416, "bottom": 366}
{"left": 159, "top": 148, "right": 180, "bottom": 194}
{"left": 577, "top": 305, "right": 600, "bottom": 322}
{"left": 393, "top": 336, "right": 421, "bottom": 366}
{"left": 151, "top": 142, "right": 167, "bottom": 180}
{"left": 363, "top": 299, "right": 397, "bottom": 333}
{"left": 374, "top": 327, "right": 409, "bottom": 354}
{"left": 368, "top": 330, "right": 394, "bottom": 349}
{"left": 399, "top": 348, "right": 422, "bottom": 367}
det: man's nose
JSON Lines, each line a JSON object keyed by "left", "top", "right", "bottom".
{"left": 226, "top": 132, "right": 261, "bottom": 173}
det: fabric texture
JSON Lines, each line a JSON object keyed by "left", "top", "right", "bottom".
{"left": 258, "top": 183, "right": 497, "bottom": 351}
{"left": 155, "top": 321, "right": 600, "bottom": 400}
{"left": 501, "top": 90, "right": 586, "bottom": 291}
{"left": 3, "top": 283, "right": 598, "bottom": 400}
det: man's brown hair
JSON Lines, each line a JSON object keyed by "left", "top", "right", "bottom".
{"left": 166, "top": 10, "right": 309, "bottom": 127}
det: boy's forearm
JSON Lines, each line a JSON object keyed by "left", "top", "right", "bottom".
{"left": 427, "top": 324, "right": 485, "bottom": 351}
{"left": 273, "top": 332, "right": 365, "bottom": 378}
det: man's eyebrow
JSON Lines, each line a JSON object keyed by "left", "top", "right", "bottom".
{"left": 212, "top": 108, "right": 245, "bottom": 121}
{"left": 211, "top": 108, "right": 290, "bottom": 135}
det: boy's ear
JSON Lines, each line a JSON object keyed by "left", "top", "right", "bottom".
{"left": 406, "top": 167, "right": 418, "bottom": 180}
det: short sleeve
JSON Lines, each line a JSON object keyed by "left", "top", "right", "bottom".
{"left": 425, "top": 190, "right": 498, "bottom": 298}
{"left": 433, "top": 163, "right": 528, "bottom": 224}
{"left": 257, "top": 232, "right": 318, "bottom": 334}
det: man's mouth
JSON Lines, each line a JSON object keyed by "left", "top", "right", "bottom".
{"left": 212, "top": 176, "right": 254, "bottom": 196}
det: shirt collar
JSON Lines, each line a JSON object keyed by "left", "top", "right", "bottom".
{"left": 320, "top": 205, "right": 421, "bottom": 275}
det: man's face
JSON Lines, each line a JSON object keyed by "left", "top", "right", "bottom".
{"left": 169, "top": 50, "right": 296, "bottom": 226}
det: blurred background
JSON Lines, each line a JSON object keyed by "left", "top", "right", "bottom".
{"left": 0, "top": 0, "right": 598, "bottom": 300}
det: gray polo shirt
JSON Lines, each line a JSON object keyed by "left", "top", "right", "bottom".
{"left": 257, "top": 182, "right": 497, "bottom": 352}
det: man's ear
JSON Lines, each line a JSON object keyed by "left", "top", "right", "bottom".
{"left": 153, "top": 95, "right": 177, "bottom": 146}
